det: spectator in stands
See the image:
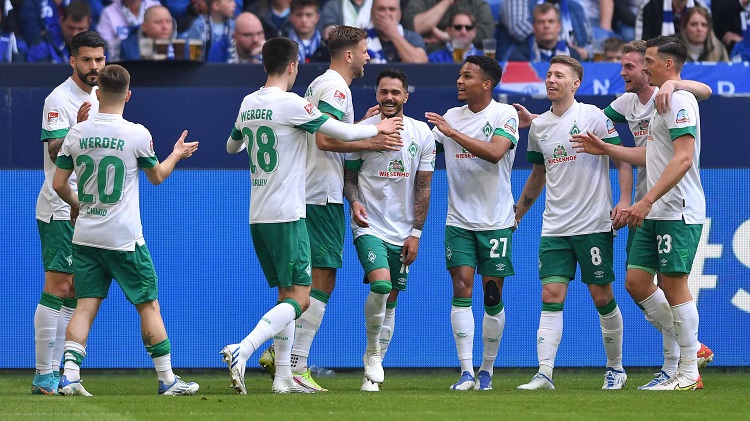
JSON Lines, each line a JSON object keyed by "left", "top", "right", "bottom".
{"left": 98, "top": 0, "right": 161, "bottom": 61}
{"left": 120, "top": 5, "right": 175, "bottom": 59}
{"left": 248, "top": 0, "right": 293, "bottom": 39}
{"left": 229, "top": 11, "right": 264, "bottom": 62}
{"left": 599, "top": 0, "right": 639, "bottom": 41}
{"left": 679, "top": 5, "right": 729, "bottom": 61}
{"left": 366, "top": 0, "right": 427, "bottom": 63}
{"left": 24, "top": 0, "right": 91, "bottom": 63}
{"left": 319, "top": 0, "right": 372, "bottom": 38}
{"left": 635, "top": 0, "right": 708, "bottom": 41}
{"left": 712, "top": 0, "right": 750, "bottom": 52}
{"left": 184, "top": 0, "right": 237, "bottom": 62}
{"left": 1, "top": 9, "right": 21, "bottom": 62}
{"left": 731, "top": 36, "right": 750, "bottom": 62}
{"left": 506, "top": 2, "right": 584, "bottom": 62}
{"left": 428, "top": 11, "right": 480, "bottom": 62}
{"left": 402, "top": 0, "right": 494, "bottom": 54}
{"left": 602, "top": 36, "right": 623, "bottom": 62}
{"left": 287, "top": 0, "right": 327, "bottom": 63}
{"left": 164, "top": 0, "right": 240, "bottom": 20}
{"left": 499, "top": 0, "right": 592, "bottom": 61}
{"left": 2, "top": 0, "right": 23, "bottom": 37}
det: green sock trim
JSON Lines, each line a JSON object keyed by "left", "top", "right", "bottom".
{"left": 485, "top": 301, "right": 504, "bottom": 316}
{"left": 310, "top": 289, "right": 331, "bottom": 304}
{"left": 542, "top": 302, "right": 564, "bottom": 312}
{"left": 63, "top": 350, "right": 85, "bottom": 366}
{"left": 386, "top": 301, "right": 397, "bottom": 309}
{"left": 39, "top": 292, "right": 63, "bottom": 310}
{"left": 369, "top": 280, "right": 392, "bottom": 294}
{"left": 62, "top": 298, "right": 77, "bottom": 309}
{"left": 635, "top": 301, "right": 645, "bottom": 310}
{"left": 541, "top": 276, "right": 569, "bottom": 285}
{"left": 146, "top": 338, "right": 171, "bottom": 358}
{"left": 451, "top": 297, "right": 472, "bottom": 307}
{"left": 596, "top": 298, "right": 618, "bottom": 315}
{"left": 282, "top": 298, "right": 303, "bottom": 319}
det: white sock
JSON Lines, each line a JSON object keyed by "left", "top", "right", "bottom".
{"left": 52, "top": 304, "right": 75, "bottom": 373}
{"left": 274, "top": 321, "right": 295, "bottom": 379}
{"left": 479, "top": 309, "right": 505, "bottom": 376}
{"left": 380, "top": 306, "right": 396, "bottom": 362}
{"left": 639, "top": 302, "right": 679, "bottom": 375}
{"left": 291, "top": 296, "right": 327, "bottom": 374}
{"left": 537, "top": 310, "right": 563, "bottom": 377}
{"left": 239, "top": 302, "right": 296, "bottom": 361}
{"left": 62, "top": 341, "right": 86, "bottom": 382}
{"left": 639, "top": 289, "right": 675, "bottom": 338}
{"left": 364, "top": 292, "right": 388, "bottom": 354}
{"left": 152, "top": 354, "right": 175, "bottom": 384}
{"left": 451, "top": 305, "right": 474, "bottom": 374}
{"left": 599, "top": 305, "right": 624, "bottom": 371}
{"left": 672, "top": 301, "right": 700, "bottom": 380}
{"left": 34, "top": 299, "right": 60, "bottom": 375}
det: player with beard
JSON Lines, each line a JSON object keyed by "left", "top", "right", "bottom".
{"left": 344, "top": 68, "right": 435, "bottom": 392}
{"left": 32, "top": 30, "right": 105, "bottom": 395}
{"left": 425, "top": 55, "right": 519, "bottom": 391}
{"left": 258, "top": 25, "right": 403, "bottom": 392}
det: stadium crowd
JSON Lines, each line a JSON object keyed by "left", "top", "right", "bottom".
{"left": 1, "top": 0, "right": 748, "bottom": 62}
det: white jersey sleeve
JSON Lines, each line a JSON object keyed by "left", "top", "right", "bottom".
{"left": 134, "top": 126, "right": 158, "bottom": 168}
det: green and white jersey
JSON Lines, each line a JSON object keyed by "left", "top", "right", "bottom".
{"left": 230, "top": 86, "right": 329, "bottom": 224}
{"left": 37, "top": 77, "right": 99, "bottom": 222}
{"left": 604, "top": 89, "right": 658, "bottom": 202}
{"left": 56, "top": 113, "right": 155, "bottom": 251}
{"left": 304, "top": 69, "right": 353, "bottom": 205}
{"left": 528, "top": 101, "right": 622, "bottom": 236}
{"left": 345, "top": 114, "right": 435, "bottom": 246}
{"left": 645, "top": 90, "right": 705, "bottom": 224}
{"left": 433, "top": 100, "right": 519, "bottom": 231}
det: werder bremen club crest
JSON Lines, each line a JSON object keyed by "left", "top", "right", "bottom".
{"left": 569, "top": 120, "right": 581, "bottom": 136}
{"left": 482, "top": 121, "right": 492, "bottom": 138}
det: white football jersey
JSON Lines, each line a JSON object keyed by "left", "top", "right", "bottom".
{"left": 433, "top": 100, "right": 519, "bottom": 230}
{"left": 37, "top": 77, "right": 99, "bottom": 222}
{"left": 528, "top": 101, "right": 621, "bottom": 236}
{"left": 304, "top": 69, "right": 354, "bottom": 205}
{"left": 645, "top": 90, "right": 705, "bottom": 224}
{"left": 346, "top": 114, "right": 435, "bottom": 246}
{"left": 604, "top": 89, "right": 658, "bottom": 202}
{"left": 57, "top": 113, "right": 154, "bottom": 251}
{"left": 231, "top": 86, "right": 329, "bottom": 224}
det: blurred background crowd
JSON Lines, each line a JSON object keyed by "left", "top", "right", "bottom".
{"left": 1, "top": 0, "right": 748, "bottom": 64}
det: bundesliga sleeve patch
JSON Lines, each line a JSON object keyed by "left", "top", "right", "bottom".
{"left": 304, "top": 103, "right": 314, "bottom": 115}
{"left": 333, "top": 90, "right": 346, "bottom": 104}
{"left": 504, "top": 117, "right": 517, "bottom": 134}
{"left": 606, "top": 119, "right": 616, "bottom": 134}
{"left": 47, "top": 111, "right": 59, "bottom": 124}
{"left": 675, "top": 109, "right": 690, "bottom": 124}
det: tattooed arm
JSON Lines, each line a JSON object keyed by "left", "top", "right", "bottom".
{"left": 47, "top": 138, "right": 65, "bottom": 164}
{"left": 401, "top": 170, "right": 433, "bottom": 266}
{"left": 344, "top": 166, "right": 368, "bottom": 228}
{"left": 514, "top": 164, "right": 546, "bottom": 225}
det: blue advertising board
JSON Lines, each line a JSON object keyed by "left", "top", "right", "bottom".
{"left": 2, "top": 169, "right": 748, "bottom": 369}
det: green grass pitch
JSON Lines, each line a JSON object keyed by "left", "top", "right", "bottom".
{"left": 2, "top": 369, "right": 749, "bottom": 421}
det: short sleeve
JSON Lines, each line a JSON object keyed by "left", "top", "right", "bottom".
{"left": 418, "top": 127, "right": 436, "bottom": 171}
{"left": 55, "top": 134, "right": 74, "bottom": 169}
{"left": 604, "top": 95, "right": 629, "bottom": 124}
{"left": 41, "top": 97, "right": 73, "bottom": 141}
{"left": 316, "top": 84, "right": 348, "bottom": 121}
{"left": 135, "top": 126, "right": 158, "bottom": 168}
{"left": 592, "top": 108, "right": 622, "bottom": 145}
{"left": 288, "top": 96, "right": 330, "bottom": 133}
{"left": 492, "top": 107, "right": 520, "bottom": 149}
{"left": 526, "top": 123, "right": 544, "bottom": 164}
{"left": 665, "top": 93, "right": 698, "bottom": 141}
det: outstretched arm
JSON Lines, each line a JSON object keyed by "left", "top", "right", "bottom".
{"left": 144, "top": 130, "right": 199, "bottom": 186}
{"left": 425, "top": 112, "right": 512, "bottom": 163}
{"left": 655, "top": 79, "right": 712, "bottom": 114}
{"left": 571, "top": 131, "right": 647, "bottom": 166}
